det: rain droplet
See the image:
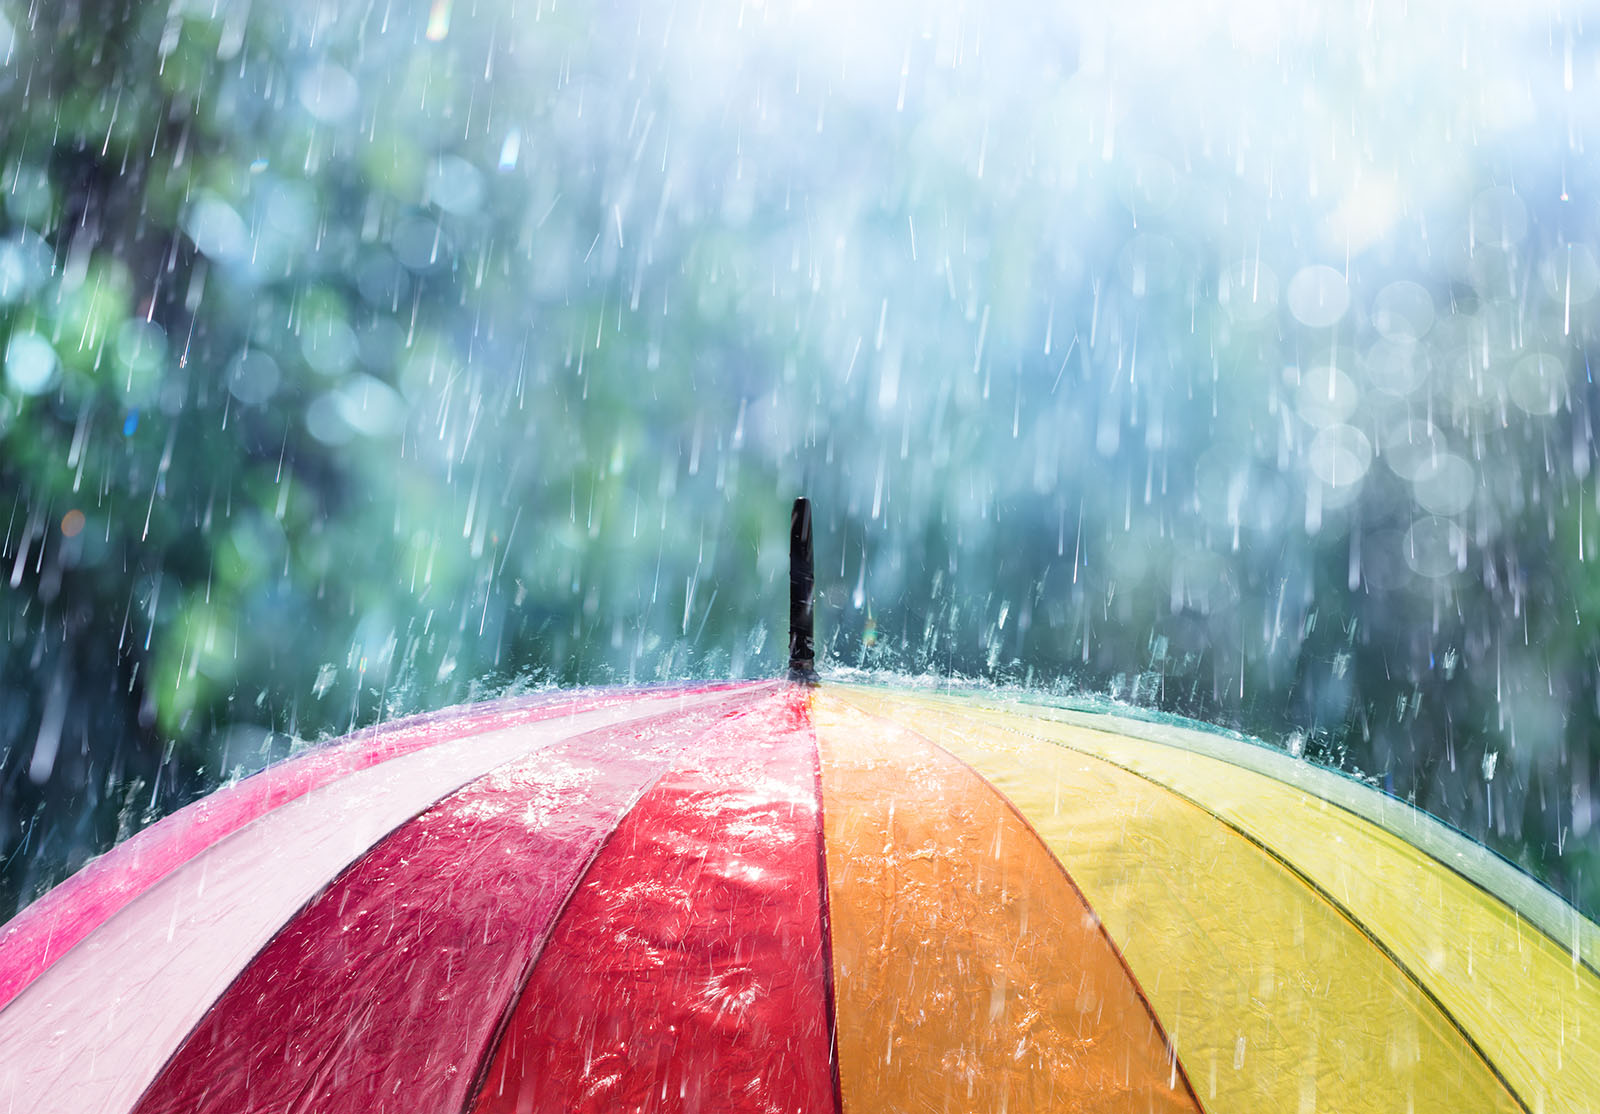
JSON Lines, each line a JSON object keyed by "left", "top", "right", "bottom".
{"left": 1381, "top": 419, "right": 1447, "bottom": 482}
{"left": 498, "top": 129, "right": 522, "bottom": 172}
{"left": 1403, "top": 516, "right": 1465, "bottom": 579}
{"left": 4, "top": 330, "right": 59, "bottom": 395}
{"left": 184, "top": 194, "right": 250, "bottom": 264}
{"left": 226, "top": 351, "right": 282, "bottom": 405}
{"left": 426, "top": 0, "right": 453, "bottom": 41}
{"left": 1217, "top": 259, "right": 1279, "bottom": 324}
{"left": 1308, "top": 425, "right": 1372, "bottom": 489}
{"left": 301, "top": 320, "right": 360, "bottom": 377}
{"left": 1294, "top": 364, "right": 1360, "bottom": 427}
{"left": 3, "top": 164, "right": 54, "bottom": 227}
{"left": 297, "top": 64, "right": 360, "bottom": 125}
{"left": 1508, "top": 352, "right": 1566, "bottom": 416}
{"left": 1287, "top": 265, "right": 1350, "bottom": 328}
{"left": 1411, "top": 453, "right": 1476, "bottom": 516}
{"left": 1364, "top": 338, "right": 1430, "bottom": 396}
{"left": 426, "top": 156, "right": 485, "bottom": 217}
{"left": 1540, "top": 245, "right": 1600, "bottom": 306}
{"left": 113, "top": 319, "right": 167, "bottom": 400}
{"left": 0, "top": 232, "right": 50, "bottom": 305}
{"left": 1370, "top": 281, "right": 1434, "bottom": 341}
{"left": 392, "top": 216, "right": 450, "bottom": 273}
{"left": 334, "top": 374, "right": 407, "bottom": 437}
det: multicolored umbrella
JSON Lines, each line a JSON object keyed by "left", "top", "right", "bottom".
{"left": 1, "top": 681, "right": 1596, "bottom": 1114}
{"left": 0, "top": 503, "right": 1596, "bottom": 1113}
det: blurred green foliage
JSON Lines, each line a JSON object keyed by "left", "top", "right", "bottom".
{"left": 1, "top": 0, "right": 1598, "bottom": 920}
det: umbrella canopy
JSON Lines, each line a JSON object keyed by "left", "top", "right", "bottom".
{"left": 0, "top": 680, "right": 1596, "bottom": 1114}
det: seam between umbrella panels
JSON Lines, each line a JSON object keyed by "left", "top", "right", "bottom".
{"left": 940, "top": 693, "right": 1600, "bottom": 984}
{"left": 803, "top": 688, "right": 846, "bottom": 1114}
{"left": 924, "top": 704, "right": 1534, "bottom": 1114}
{"left": 453, "top": 768, "right": 673, "bottom": 1114}
{"left": 454, "top": 688, "right": 778, "bottom": 1114}
{"left": 822, "top": 694, "right": 1208, "bottom": 1114}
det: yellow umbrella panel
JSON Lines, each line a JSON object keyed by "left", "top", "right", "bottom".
{"left": 822, "top": 687, "right": 1600, "bottom": 1114}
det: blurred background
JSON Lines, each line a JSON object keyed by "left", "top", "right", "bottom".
{"left": 3, "top": 0, "right": 1600, "bottom": 917}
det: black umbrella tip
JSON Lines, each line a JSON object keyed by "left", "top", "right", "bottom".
{"left": 788, "top": 497, "right": 818, "bottom": 685}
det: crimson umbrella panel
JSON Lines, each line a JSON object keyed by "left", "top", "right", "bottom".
{"left": 0, "top": 683, "right": 1596, "bottom": 1114}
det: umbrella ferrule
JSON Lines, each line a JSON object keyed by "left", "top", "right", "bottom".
{"left": 788, "top": 497, "right": 818, "bottom": 684}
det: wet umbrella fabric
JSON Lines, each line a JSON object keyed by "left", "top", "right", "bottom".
{"left": 0, "top": 682, "right": 1595, "bottom": 1114}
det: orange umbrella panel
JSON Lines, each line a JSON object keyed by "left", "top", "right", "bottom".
{"left": 815, "top": 697, "right": 1200, "bottom": 1114}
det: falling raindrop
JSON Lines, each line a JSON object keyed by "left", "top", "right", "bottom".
{"left": 4, "top": 331, "right": 58, "bottom": 395}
